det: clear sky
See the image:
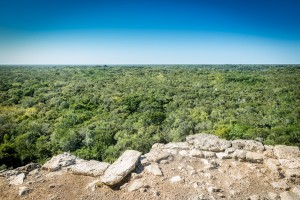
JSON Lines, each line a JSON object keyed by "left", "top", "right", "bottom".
{"left": 0, "top": 0, "right": 300, "bottom": 64}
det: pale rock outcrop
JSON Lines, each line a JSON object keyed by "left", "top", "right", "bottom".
{"left": 245, "top": 152, "right": 264, "bottom": 163}
{"left": 186, "top": 133, "right": 231, "bottom": 152}
{"left": 146, "top": 143, "right": 171, "bottom": 163}
{"left": 232, "top": 149, "right": 247, "bottom": 161}
{"left": 264, "top": 159, "right": 281, "bottom": 173}
{"left": 19, "top": 186, "right": 32, "bottom": 196}
{"left": 101, "top": 150, "right": 142, "bottom": 186}
{"left": 69, "top": 160, "right": 110, "bottom": 176}
{"left": 231, "top": 140, "right": 264, "bottom": 152}
{"left": 273, "top": 145, "right": 300, "bottom": 159}
{"left": 202, "top": 151, "right": 217, "bottom": 158}
{"left": 42, "top": 152, "right": 77, "bottom": 172}
{"left": 145, "top": 163, "right": 163, "bottom": 176}
{"left": 164, "top": 142, "right": 190, "bottom": 150}
{"left": 15, "top": 163, "right": 40, "bottom": 174}
{"left": 9, "top": 173, "right": 25, "bottom": 186}
{"left": 271, "top": 181, "right": 290, "bottom": 190}
{"left": 128, "top": 179, "right": 148, "bottom": 192}
{"left": 170, "top": 175, "right": 183, "bottom": 183}
{"left": 278, "top": 158, "right": 300, "bottom": 169}
{"left": 189, "top": 149, "right": 204, "bottom": 158}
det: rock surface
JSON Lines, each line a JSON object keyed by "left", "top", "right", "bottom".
{"left": 2, "top": 133, "right": 300, "bottom": 200}
{"left": 69, "top": 160, "right": 110, "bottom": 176}
{"left": 42, "top": 152, "right": 77, "bottom": 171}
{"left": 101, "top": 150, "right": 142, "bottom": 186}
{"left": 186, "top": 133, "right": 231, "bottom": 152}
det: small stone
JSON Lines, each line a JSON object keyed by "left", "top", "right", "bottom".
{"left": 128, "top": 179, "right": 147, "bottom": 192}
{"left": 189, "top": 149, "right": 204, "bottom": 158}
{"left": 9, "top": 173, "right": 25, "bottom": 186}
{"left": 179, "top": 150, "right": 189, "bottom": 157}
{"left": 271, "top": 181, "right": 290, "bottom": 190}
{"left": 233, "top": 149, "right": 247, "bottom": 161}
{"left": 86, "top": 180, "right": 101, "bottom": 191}
{"left": 202, "top": 151, "right": 217, "bottom": 158}
{"left": 246, "top": 152, "right": 264, "bottom": 163}
{"left": 170, "top": 176, "right": 183, "bottom": 183}
{"left": 49, "top": 184, "right": 56, "bottom": 188}
{"left": 145, "top": 164, "right": 163, "bottom": 176}
{"left": 207, "top": 186, "right": 221, "bottom": 193}
{"left": 19, "top": 186, "right": 32, "bottom": 196}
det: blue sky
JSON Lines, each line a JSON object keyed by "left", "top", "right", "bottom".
{"left": 0, "top": 0, "right": 300, "bottom": 64}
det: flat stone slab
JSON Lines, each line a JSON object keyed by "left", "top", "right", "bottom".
{"left": 232, "top": 140, "right": 264, "bottom": 152}
{"left": 69, "top": 160, "right": 110, "bottom": 176}
{"left": 101, "top": 150, "right": 142, "bottom": 186}
{"left": 274, "top": 145, "right": 300, "bottom": 159}
{"left": 145, "top": 163, "right": 163, "bottom": 176}
{"left": 186, "top": 133, "right": 231, "bottom": 152}
{"left": 42, "top": 152, "right": 77, "bottom": 172}
{"left": 9, "top": 173, "right": 25, "bottom": 186}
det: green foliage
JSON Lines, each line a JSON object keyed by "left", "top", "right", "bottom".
{"left": 0, "top": 65, "right": 300, "bottom": 167}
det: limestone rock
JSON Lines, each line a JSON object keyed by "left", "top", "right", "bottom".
{"left": 274, "top": 145, "right": 300, "bottom": 159}
{"left": 285, "top": 169, "right": 300, "bottom": 182}
{"left": 202, "top": 151, "right": 217, "bottom": 158}
{"left": 216, "top": 152, "right": 231, "bottom": 159}
{"left": 268, "top": 192, "right": 279, "bottom": 200}
{"left": 231, "top": 139, "right": 264, "bottom": 152}
{"left": 233, "top": 149, "right": 247, "bottom": 161}
{"left": 164, "top": 142, "right": 190, "bottom": 150}
{"left": 15, "top": 163, "right": 40, "bottom": 174}
{"left": 128, "top": 179, "right": 147, "bottom": 192}
{"left": 145, "top": 163, "right": 163, "bottom": 176}
{"left": 271, "top": 181, "right": 290, "bottom": 190}
{"left": 42, "top": 152, "right": 77, "bottom": 172}
{"left": 86, "top": 180, "right": 101, "bottom": 191}
{"left": 279, "top": 158, "right": 300, "bottom": 169}
{"left": 170, "top": 176, "right": 183, "bottom": 183}
{"left": 246, "top": 152, "right": 264, "bottom": 163}
{"left": 186, "top": 133, "right": 231, "bottom": 152}
{"left": 279, "top": 191, "right": 299, "bottom": 200}
{"left": 189, "top": 149, "right": 204, "bottom": 158}
{"left": 69, "top": 160, "right": 110, "bottom": 176}
{"left": 264, "top": 145, "right": 275, "bottom": 158}
{"left": 19, "top": 186, "right": 32, "bottom": 196}
{"left": 264, "top": 159, "right": 280, "bottom": 172}
{"left": 101, "top": 150, "right": 142, "bottom": 186}
{"left": 9, "top": 173, "right": 25, "bottom": 186}
{"left": 146, "top": 144, "right": 171, "bottom": 163}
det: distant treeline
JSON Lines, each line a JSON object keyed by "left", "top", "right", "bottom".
{"left": 0, "top": 65, "right": 299, "bottom": 169}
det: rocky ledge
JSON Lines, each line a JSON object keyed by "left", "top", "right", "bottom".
{"left": 1, "top": 133, "right": 300, "bottom": 200}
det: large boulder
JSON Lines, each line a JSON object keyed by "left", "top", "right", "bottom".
{"left": 273, "top": 145, "right": 300, "bottom": 159}
{"left": 69, "top": 160, "right": 110, "bottom": 176}
{"left": 101, "top": 150, "right": 142, "bottom": 186}
{"left": 42, "top": 152, "right": 77, "bottom": 172}
{"left": 186, "top": 133, "right": 231, "bottom": 152}
{"left": 231, "top": 140, "right": 264, "bottom": 152}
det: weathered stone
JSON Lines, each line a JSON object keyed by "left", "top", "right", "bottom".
{"left": 146, "top": 144, "right": 171, "bottom": 163}
{"left": 233, "top": 149, "right": 247, "bottom": 161}
{"left": 9, "top": 173, "right": 25, "bottom": 186}
{"left": 189, "top": 149, "right": 204, "bottom": 158}
{"left": 279, "top": 158, "right": 300, "bottom": 169}
{"left": 246, "top": 152, "right": 264, "bottom": 163}
{"left": 186, "top": 133, "right": 231, "bottom": 152}
{"left": 86, "top": 180, "right": 101, "bottom": 191}
{"left": 280, "top": 191, "right": 299, "bottom": 200}
{"left": 232, "top": 140, "right": 264, "bottom": 152}
{"left": 264, "top": 145, "right": 275, "bottom": 158}
{"left": 164, "top": 142, "right": 190, "bottom": 150}
{"left": 179, "top": 150, "right": 189, "bottom": 157}
{"left": 145, "top": 163, "right": 163, "bottom": 176}
{"left": 268, "top": 192, "right": 279, "bottom": 200}
{"left": 69, "top": 160, "right": 110, "bottom": 176}
{"left": 128, "top": 179, "right": 148, "bottom": 192}
{"left": 216, "top": 152, "right": 231, "bottom": 159}
{"left": 291, "top": 186, "right": 300, "bottom": 197}
{"left": 271, "top": 181, "right": 290, "bottom": 190}
{"left": 285, "top": 169, "right": 300, "bottom": 182}
{"left": 170, "top": 176, "right": 183, "bottom": 183}
{"left": 202, "top": 151, "right": 217, "bottom": 158}
{"left": 101, "top": 150, "right": 142, "bottom": 186}
{"left": 19, "top": 186, "right": 32, "bottom": 196}
{"left": 264, "top": 159, "right": 280, "bottom": 172}
{"left": 42, "top": 152, "right": 77, "bottom": 172}
{"left": 204, "top": 160, "right": 219, "bottom": 170}
{"left": 207, "top": 186, "right": 221, "bottom": 193}
{"left": 274, "top": 145, "right": 300, "bottom": 159}
{"left": 16, "top": 163, "right": 40, "bottom": 174}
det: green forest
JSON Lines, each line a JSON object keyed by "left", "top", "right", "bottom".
{"left": 0, "top": 65, "right": 300, "bottom": 169}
